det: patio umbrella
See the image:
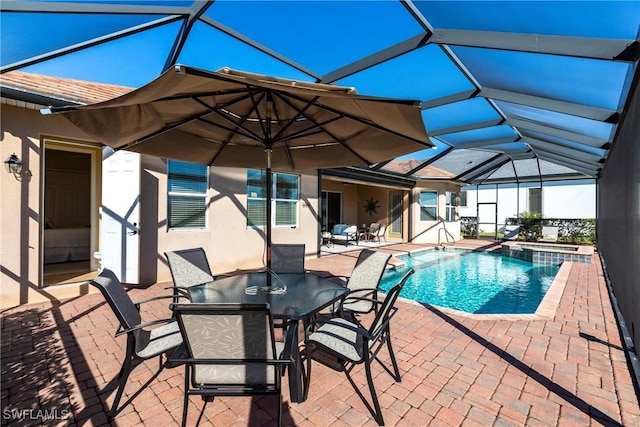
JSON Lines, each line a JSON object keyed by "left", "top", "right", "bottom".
{"left": 46, "top": 65, "right": 431, "bottom": 283}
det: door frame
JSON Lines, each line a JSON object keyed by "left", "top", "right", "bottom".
{"left": 321, "top": 190, "right": 343, "bottom": 231}
{"left": 388, "top": 190, "right": 404, "bottom": 240}
{"left": 40, "top": 139, "right": 102, "bottom": 287}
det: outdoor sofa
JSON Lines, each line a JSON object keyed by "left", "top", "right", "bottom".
{"left": 331, "top": 224, "right": 358, "bottom": 245}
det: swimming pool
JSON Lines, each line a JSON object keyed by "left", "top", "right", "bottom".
{"left": 379, "top": 249, "right": 560, "bottom": 315}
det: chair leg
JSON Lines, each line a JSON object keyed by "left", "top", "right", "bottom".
{"left": 364, "top": 356, "right": 384, "bottom": 426}
{"left": 181, "top": 367, "right": 190, "bottom": 427}
{"left": 277, "top": 389, "right": 282, "bottom": 427}
{"left": 109, "top": 336, "right": 135, "bottom": 419}
{"left": 385, "top": 331, "right": 401, "bottom": 382}
{"left": 303, "top": 341, "right": 313, "bottom": 401}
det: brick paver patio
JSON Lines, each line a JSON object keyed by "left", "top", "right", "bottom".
{"left": 2, "top": 240, "right": 639, "bottom": 426}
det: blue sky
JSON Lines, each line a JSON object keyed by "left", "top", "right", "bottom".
{"left": 2, "top": 0, "right": 637, "bottom": 175}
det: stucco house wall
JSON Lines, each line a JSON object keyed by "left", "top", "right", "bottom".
{"left": 144, "top": 155, "right": 320, "bottom": 284}
{"left": 1, "top": 104, "right": 103, "bottom": 308}
{"left": 410, "top": 181, "right": 461, "bottom": 244}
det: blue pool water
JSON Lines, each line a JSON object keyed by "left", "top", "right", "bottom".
{"left": 379, "top": 249, "right": 560, "bottom": 314}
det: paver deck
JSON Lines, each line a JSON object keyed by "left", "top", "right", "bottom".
{"left": 2, "top": 240, "right": 639, "bottom": 426}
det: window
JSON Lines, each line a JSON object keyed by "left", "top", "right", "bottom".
{"left": 167, "top": 160, "right": 208, "bottom": 229}
{"left": 459, "top": 191, "right": 468, "bottom": 207}
{"left": 445, "top": 191, "right": 458, "bottom": 222}
{"left": 419, "top": 191, "right": 438, "bottom": 221}
{"left": 247, "top": 170, "right": 299, "bottom": 228}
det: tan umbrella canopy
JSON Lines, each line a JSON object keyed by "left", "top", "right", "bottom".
{"left": 46, "top": 65, "right": 431, "bottom": 279}
{"left": 48, "top": 65, "right": 431, "bottom": 169}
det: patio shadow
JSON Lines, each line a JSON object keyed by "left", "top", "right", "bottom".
{"left": 423, "top": 304, "right": 623, "bottom": 426}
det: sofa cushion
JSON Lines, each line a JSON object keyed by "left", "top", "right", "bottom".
{"left": 332, "top": 224, "right": 348, "bottom": 235}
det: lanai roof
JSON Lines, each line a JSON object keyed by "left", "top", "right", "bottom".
{"left": 1, "top": 1, "right": 639, "bottom": 185}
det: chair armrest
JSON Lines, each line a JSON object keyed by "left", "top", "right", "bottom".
{"left": 115, "top": 318, "right": 176, "bottom": 337}
{"left": 133, "top": 294, "right": 177, "bottom": 310}
{"left": 306, "top": 317, "right": 373, "bottom": 340}
{"left": 320, "top": 274, "right": 349, "bottom": 283}
{"left": 337, "top": 288, "right": 378, "bottom": 310}
{"left": 342, "top": 287, "right": 378, "bottom": 297}
{"left": 337, "top": 294, "right": 379, "bottom": 314}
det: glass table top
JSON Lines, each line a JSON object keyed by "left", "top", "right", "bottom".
{"left": 188, "top": 272, "right": 348, "bottom": 320}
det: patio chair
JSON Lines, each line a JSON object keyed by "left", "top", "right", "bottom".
{"left": 538, "top": 226, "right": 559, "bottom": 243}
{"left": 373, "top": 224, "right": 387, "bottom": 243}
{"left": 333, "top": 249, "right": 392, "bottom": 319}
{"left": 165, "top": 248, "right": 214, "bottom": 302}
{"left": 359, "top": 223, "right": 380, "bottom": 242}
{"left": 271, "top": 243, "right": 306, "bottom": 273}
{"left": 502, "top": 225, "right": 520, "bottom": 241}
{"left": 89, "top": 269, "right": 183, "bottom": 419}
{"left": 304, "top": 269, "right": 414, "bottom": 426}
{"left": 170, "top": 303, "right": 294, "bottom": 427}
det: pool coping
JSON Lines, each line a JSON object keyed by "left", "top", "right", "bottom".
{"left": 392, "top": 247, "right": 572, "bottom": 321}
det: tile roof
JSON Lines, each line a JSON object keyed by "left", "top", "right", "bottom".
{"left": 0, "top": 71, "right": 132, "bottom": 105}
{"left": 382, "top": 159, "right": 455, "bottom": 178}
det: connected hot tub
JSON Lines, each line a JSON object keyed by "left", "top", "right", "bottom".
{"left": 501, "top": 241, "right": 594, "bottom": 265}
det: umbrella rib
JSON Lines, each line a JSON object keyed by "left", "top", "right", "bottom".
{"left": 270, "top": 92, "right": 319, "bottom": 143}
{"left": 286, "top": 92, "right": 431, "bottom": 148}
{"left": 273, "top": 94, "right": 372, "bottom": 165}
{"left": 192, "top": 91, "right": 269, "bottom": 165}
{"left": 191, "top": 95, "right": 265, "bottom": 142}
{"left": 124, "top": 91, "right": 264, "bottom": 154}
{"left": 276, "top": 116, "right": 344, "bottom": 144}
{"left": 121, "top": 112, "right": 208, "bottom": 150}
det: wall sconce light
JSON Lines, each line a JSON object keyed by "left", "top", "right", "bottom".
{"left": 4, "top": 153, "right": 23, "bottom": 174}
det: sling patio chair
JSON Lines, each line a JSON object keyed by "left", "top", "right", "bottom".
{"left": 170, "top": 303, "right": 295, "bottom": 427}
{"left": 165, "top": 248, "right": 214, "bottom": 302}
{"left": 358, "top": 223, "right": 380, "bottom": 242}
{"left": 89, "top": 269, "right": 183, "bottom": 419}
{"left": 373, "top": 224, "right": 387, "bottom": 243}
{"left": 269, "top": 243, "right": 306, "bottom": 332}
{"left": 304, "top": 269, "right": 414, "bottom": 426}
{"left": 502, "top": 225, "right": 520, "bottom": 241}
{"left": 270, "top": 243, "right": 306, "bottom": 274}
{"left": 331, "top": 249, "right": 392, "bottom": 320}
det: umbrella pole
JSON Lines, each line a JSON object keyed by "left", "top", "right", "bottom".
{"left": 266, "top": 148, "right": 273, "bottom": 286}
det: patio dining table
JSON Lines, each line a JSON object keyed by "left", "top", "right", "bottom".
{"left": 187, "top": 271, "right": 349, "bottom": 403}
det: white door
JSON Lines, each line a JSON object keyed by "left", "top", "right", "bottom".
{"left": 101, "top": 150, "right": 140, "bottom": 284}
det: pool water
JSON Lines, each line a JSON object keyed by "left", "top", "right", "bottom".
{"left": 380, "top": 249, "right": 560, "bottom": 314}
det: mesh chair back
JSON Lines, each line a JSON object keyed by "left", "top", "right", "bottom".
{"left": 90, "top": 268, "right": 142, "bottom": 332}
{"left": 165, "top": 248, "right": 214, "bottom": 288}
{"left": 173, "top": 303, "right": 278, "bottom": 386}
{"left": 369, "top": 269, "right": 413, "bottom": 337}
{"left": 271, "top": 244, "right": 305, "bottom": 273}
{"left": 342, "top": 250, "right": 391, "bottom": 313}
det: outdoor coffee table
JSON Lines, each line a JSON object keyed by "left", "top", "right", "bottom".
{"left": 188, "top": 272, "right": 349, "bottom": 403}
